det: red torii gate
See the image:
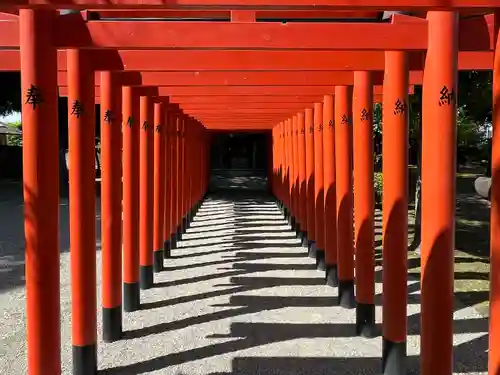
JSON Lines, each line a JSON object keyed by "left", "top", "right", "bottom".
{"left": 0, "top": 3, "right": 498, "bottom": 375}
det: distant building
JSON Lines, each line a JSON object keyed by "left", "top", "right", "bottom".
{"left": 0, "top": 121, "right": 22, "bottom": 146}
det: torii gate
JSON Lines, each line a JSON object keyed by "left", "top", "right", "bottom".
{"left": 0, "top": 2, "right": 498, "bottom": 375}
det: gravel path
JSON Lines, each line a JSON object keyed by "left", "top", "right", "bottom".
{"left": 0, "top": 189, "right": 489, "bottom": 374}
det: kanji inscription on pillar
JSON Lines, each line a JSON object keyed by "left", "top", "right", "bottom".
{"left": 155, "top": 124, "right": 161, "bottom": 133}
{"left": 341, "top": 114, "right": 351, "bottom": 125}
{"left": 439, "top": 85, "right": 455, "bottom": 106}
{"left": 309, "top": 125, "right": 314, "bottom": 134}
{"left": 318, "top": 124, "right": 323, "bottom": 132}
{"left": 360, "top": 108, "right": 370, "bottom": 121}
{"left": 393, "top": 98, "right": 407, "bottom": 115}
{"left": 126, "top": 116, "right": 134, "bottom": 128}
{"left": 71, "top": 100, "right": 84, "bottom": 118}
{"left": 328, "top": 119, "right": 334, "bottom": 129}
{"left": 104, "top": 110, "right": 115, "bottom": 124}
{"left": 142, "top": 121, "right": 149, "bottom": 131}
{"left": 300, "top": 127, "right": 305, "bottom": 135}
{"left": 25, "top": 84, "right": 43, "bottom": 110}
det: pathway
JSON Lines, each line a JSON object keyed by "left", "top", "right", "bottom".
{"left": 0, "top": 188, "right": 490, "bottom": 374}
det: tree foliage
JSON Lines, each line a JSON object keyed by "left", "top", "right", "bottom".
{"left": 0, "top": 73, "right": 21, "bottom": 116}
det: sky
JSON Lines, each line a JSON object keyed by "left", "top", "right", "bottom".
{"left": 0, "top": 112, "right": 21, "bottom": 124}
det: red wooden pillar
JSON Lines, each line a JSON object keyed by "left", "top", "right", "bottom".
{"left": 335, "top": 85, "right": 355, "bottom": 309}
{"left": 382, "top": 51, "right": 409, "bottom": 373}
{"left": 270, "top": 126, "right": 277, "bottom": 197}
{"left": 322, "top": 94, "right": 338, "bottom": 287}
{"left": 353, "top": 71, "right": 376, "bottom": 337}
{"left": 180, "top": 115, "right": 187, "bottom": 234}
{"left": 289, "top": 116, "right": 300, "bottom": 233}
{"left": 313, "top": 102, "right": 325, "bottom": 268}
{"left": 163, "top": 104, "right": 172, "bottom": 258}
{"left": 176, "top": 114, "right": 184, "bottom": 238}
{"left": 490, "top": 12, "right": 500, "bottom": 375}
{"left": 279, "top": 122, "right": 285, "bottom": 210}
{"left": 283, "top": 120, "right": 290, "bottom": 217}
{"left": 421, "top": 11, "right": 458, "bottom": 375}
{"left": 286, "top": 119, "right": 294, "bottom": 222}
{"left": 153, "top": 101, "right": 165, "bottom": 272}
{"left": 292, "top": 115, "right": 300, "bottom": 233}
{"left": 297, "top": 111, "right": 307, "bottom": 245}
{"left": 20, "top": 9, "right": 61, "bottom": 375}
{"left": 170, "top": 110, "right": 180, "bottom": 248}
{"left": 100, "top": 71, "right": 122, "bottom": 342}
{"left": 139, "top": 95, "right": 154, "bottom": 289}
{"left": 183, "top": 118, "right": 190, "bottom": 229}
{"left": 67, "top": 48, "right": 97, "bottom": 375}
{"left": 305, "top": 108, "right": 316, "bottom": 254}
{"left": 122, "top": 86, "right": 140, "bottom": 311}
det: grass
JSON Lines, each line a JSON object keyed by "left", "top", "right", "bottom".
{"left": 375, "top": 164, "right": 491, "bottom": 317}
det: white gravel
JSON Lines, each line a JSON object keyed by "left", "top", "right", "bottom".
{"left": 0, "top": 187, "right": 488, "bottom": 374}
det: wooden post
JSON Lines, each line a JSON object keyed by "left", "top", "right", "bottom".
{"left": 305, "top": 107, "right": 316, "bottom": 256}
{"left": 353, "top": 71, "right": 376, "bottom": 338}
{"left": 323, "top": 94, "right": 338, "bottom": 287}
{"left": 20, "top": 9, "right": 61, "bottom": 375}
{"left": 153, "top": 101, "right": 165, "bottom": 272}
{"left": 122, "top": 86, "right": 140, "bottom": 311}
{"left": 490, "top": 10, "right": 500, "bottom": 375}
{"left": 100, "top": 71, "right": 123, "bottom": 342}
{"left": 67, "top": 48, "right": 97, "bottom": 375}
{"left": 335, "top": 85, "right": 355, "bottom": 309}
{"left": 421, "top": 11, "right": 458, "bottom": 375}
{"left": 314, "top": 102, "right": 326, "bottom": 270}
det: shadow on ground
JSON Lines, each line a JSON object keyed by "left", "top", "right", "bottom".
{"left": 102, "top": 190, "right": 488, "bottom": 375}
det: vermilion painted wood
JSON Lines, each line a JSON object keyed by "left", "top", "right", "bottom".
{"left": 420, "top": 11, "right": 458, "bottom": 375}
{"left": 88, "top": 9, "right": 381, "bottom": 19}
{"left": 58, "top": 85, "right": 411, "bottom": 97}
{"left": 99, "top": 71, "right": 123, "bottom": 333}
{"left": 56, "top": 71, "right": 425, "bottom": 87}
{"left": 0, "top": 0, "right": 497, "bottom": 9}
{"left": 490, "top": 11, "right": 500, "bottom": 375}
{"left": 19, "top": 9, "right": 61, "bottom": 375}
{"left": 0, "top": 50, "right": 493, "bottom": 71}
{"left": 67, "top": 48, "right": 97, "bottom": 352}
{"left": 1, "top": 19, "right": 458, "bottom": 50}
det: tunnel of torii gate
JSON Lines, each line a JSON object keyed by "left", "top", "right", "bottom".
{"left": 0, "top": 1, "right": 500, "bottom": 375}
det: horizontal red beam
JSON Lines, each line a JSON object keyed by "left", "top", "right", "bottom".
{"left": 57, "top": 70, "right": 424, "bottom": 86}
{"left": 0, "top": 16, "right": 492, "bottom": 51}
{"left": 169, "top": 95, "right": 338, "bottom": 103}
{"left": 89, "top": 9, "right": 381, "bottom": 19}
{"left": 0, "top": 0, "right": 497, "bottom": 10}
{"left": 0, "top": 50, "right": 492, "bottom": 72}
{"left": 178, "top": 102, "right": 341, "bottom": 110}
{"left": 59, "top": 85, "right": 402, "bottom": 97}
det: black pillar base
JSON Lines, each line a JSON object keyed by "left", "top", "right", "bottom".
{"left": 140, "top": 265, "right": 154, "bottom": 290}
{"left": 176, "top": 226, "right": 183, "bottom": 241}
{"left": 153, "top": 250, "right": 164, "bottom": 273}
{"left": 316, "top": 249, "right": 326, "bottom": 271}
{"left": 356, "top": 302, "right": 376, "bottom": 338}
{"left": 301, "top": 232, "right": 308, "bottom": 247}
{"left": 308, "top": 241, "right": 317, "bottom": 258}
{"left": 325, "top": 265, "right": 339, "bottom": 287}
{"left": 170, "top": 233, "right": 178, "bottom": 249}
{"left": 123, "top": 282, "right": 140, "bottom": 312}
{"left": 382, "top": 338, "right": 406, "bottom": 375}
{"left": 163, "top": 240, "right": 171, "bottom": 258}
{"left": 288, "top": 215, "right": 295, "bottom": 228}
{"left": 283, "top": 208, "right": 289, "bottom": 220}
{"left": 182, "top": 217, "right": 188, "bottom": 233}
{"left": 102, "top": 305, "right": 122, "bottom": 342}
{"left": 73, "top": 344, "right": 97, "bottom": 375}
{"left": 338, "top": 279, "right": 355, "bottom": 309}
